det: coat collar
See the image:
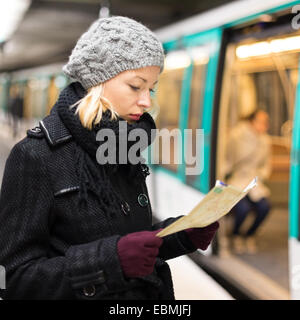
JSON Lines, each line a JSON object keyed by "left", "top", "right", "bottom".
{"left": 39, "top": 111, "right": 73, "bottom": 147}
{"left": 38, "top": 83, "right": 86, "bottom": 147}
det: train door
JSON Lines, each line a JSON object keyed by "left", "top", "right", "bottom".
{"left": 289, "top": 57, "right": 300, "bottom": 300}
{"left": 217, "top": 27, "right": 300, "bottom": 297}
{"left": 149, "top": 29, "right": 222, "bottom": 225}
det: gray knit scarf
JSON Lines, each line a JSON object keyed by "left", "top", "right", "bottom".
{"left": 55, "top": 82, "right": 155, "bottom": 216}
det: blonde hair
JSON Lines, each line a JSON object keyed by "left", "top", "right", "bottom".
{"left": 70, "top": 83, "right": 160, "bottom": 130}
{"left": 70, "top": 84, "right": 117, "bottom": 130}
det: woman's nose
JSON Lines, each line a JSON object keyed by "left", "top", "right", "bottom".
{"left": 137, "top": 91, "right": 151, "bottom": 109}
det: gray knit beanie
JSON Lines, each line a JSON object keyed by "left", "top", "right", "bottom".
{"left": 63, "top": 16, "right": 165, "bottom": 90}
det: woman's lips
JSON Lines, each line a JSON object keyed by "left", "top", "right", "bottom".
{"left": 128, "top": 114, "right": 142, "bottom": 121}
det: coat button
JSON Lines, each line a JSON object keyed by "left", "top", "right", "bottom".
{"left": 83, "top": 285, "right": 96, "bottom": 297}
{"left": 138, "top": 194, "right": 149, "bottom": 207}
{"left": 121, "top": 201, "right": 130, "bottom": 215}
{"left": 31, "top": 126, "right": 41, "bottom": 133}
{"left": 140, "top": 164, "right": 150, "bottom": 177}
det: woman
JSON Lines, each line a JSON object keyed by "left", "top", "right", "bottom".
{"left": 225, "top": 110, "right": 271, "bottom": 254}
{"left": 0, "top": 16, "right": 219, "bottom": 300}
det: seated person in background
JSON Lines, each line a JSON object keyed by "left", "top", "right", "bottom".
{"left": 224, "top": 109, "right": 272, "bottom": 254}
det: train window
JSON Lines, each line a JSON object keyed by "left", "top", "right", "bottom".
{"left": 48, "top": 75, "right": 68, "bottom": 114}
{"left": 227, "top": 56, "right": 297, "bottom": 135}
{"left": 186, "top": 60, "right": 208, "bottom": 185}
{"left": 48, "top": 77, "right": 59, "bottom": 114}
{"left": 27, "top": 78, "right": 50, "bottom": 119}
{"left": 0, "top": 84, "right": 4, "bottom": 113}
{"left": 154, "top": 63, "right": 186, "bottom": 172}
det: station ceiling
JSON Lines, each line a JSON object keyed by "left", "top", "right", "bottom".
{"left": 0, "top": 0, "right": 236, "bottom": 72}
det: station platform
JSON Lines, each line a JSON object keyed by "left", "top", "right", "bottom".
{"left": 168, "top": 255, "right": 233, "bottom": 300}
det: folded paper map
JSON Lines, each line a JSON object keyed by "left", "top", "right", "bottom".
{"left": 156, "top": 177, "right": 258, "bottom": 238}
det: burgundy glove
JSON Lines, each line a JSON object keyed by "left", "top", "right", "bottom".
{"left": 184, "top": 221, "right": 219, "bottom": 250}
{"left": 117, "top": 230, "right": 163, "bottom": 278}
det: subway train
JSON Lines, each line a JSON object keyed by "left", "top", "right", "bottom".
{"left": 0, "top": 0, "right": 299, "bottom": 299}
{"left": 152, "top": 0, "right": 300, "bottom": 300}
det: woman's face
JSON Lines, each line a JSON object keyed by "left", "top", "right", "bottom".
{"left": 102, "top": 66, "right": 160, "bottom": 123}
{"left": 252, "top": 111, "right": 270, "bottom": 134}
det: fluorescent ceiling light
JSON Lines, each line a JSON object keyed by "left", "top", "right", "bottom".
{"left": 236, "top": 41, "right": 271, "bottom": 59}
{"left": 0, "top": 0, "right": 31, "bottom": 43}
{"left": 164, "top": 47, "right": 209, "bottom": 70}
{"left": 188, "top": 46, "right": 210, "bottom": 65}
{"left": 165, "top": 51, "right": 191, "bottom": 70}
{"left": 236, "top": 35, "right": 300, "bottom": 59}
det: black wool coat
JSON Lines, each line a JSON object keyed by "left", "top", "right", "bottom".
{"left": 0, "top": 100, "right": 197, "bottom": 300}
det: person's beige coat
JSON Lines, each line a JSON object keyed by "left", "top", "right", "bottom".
{"left": 224, "top": 121, "right": 272, "bottom": 201}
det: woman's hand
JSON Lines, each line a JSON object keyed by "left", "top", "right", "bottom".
{"left": 184, "top": 221, "right": 219, "bottom": 250}
{"left": 117, "top": 229, "right": 163, "bottom": 278}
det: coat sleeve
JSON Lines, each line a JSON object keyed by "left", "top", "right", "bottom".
{"left": 152, "top": 217, "right": 196, "bottom": 261}
{"left": 0, "top": 140, "right": 132, "bottom": 300}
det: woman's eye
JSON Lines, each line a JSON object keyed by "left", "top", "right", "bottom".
{"left": 130, "top": 85, "right": 140, "bottom": 91}
{"left": 150, "top": 89, "right": 156, "bottom": 94}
